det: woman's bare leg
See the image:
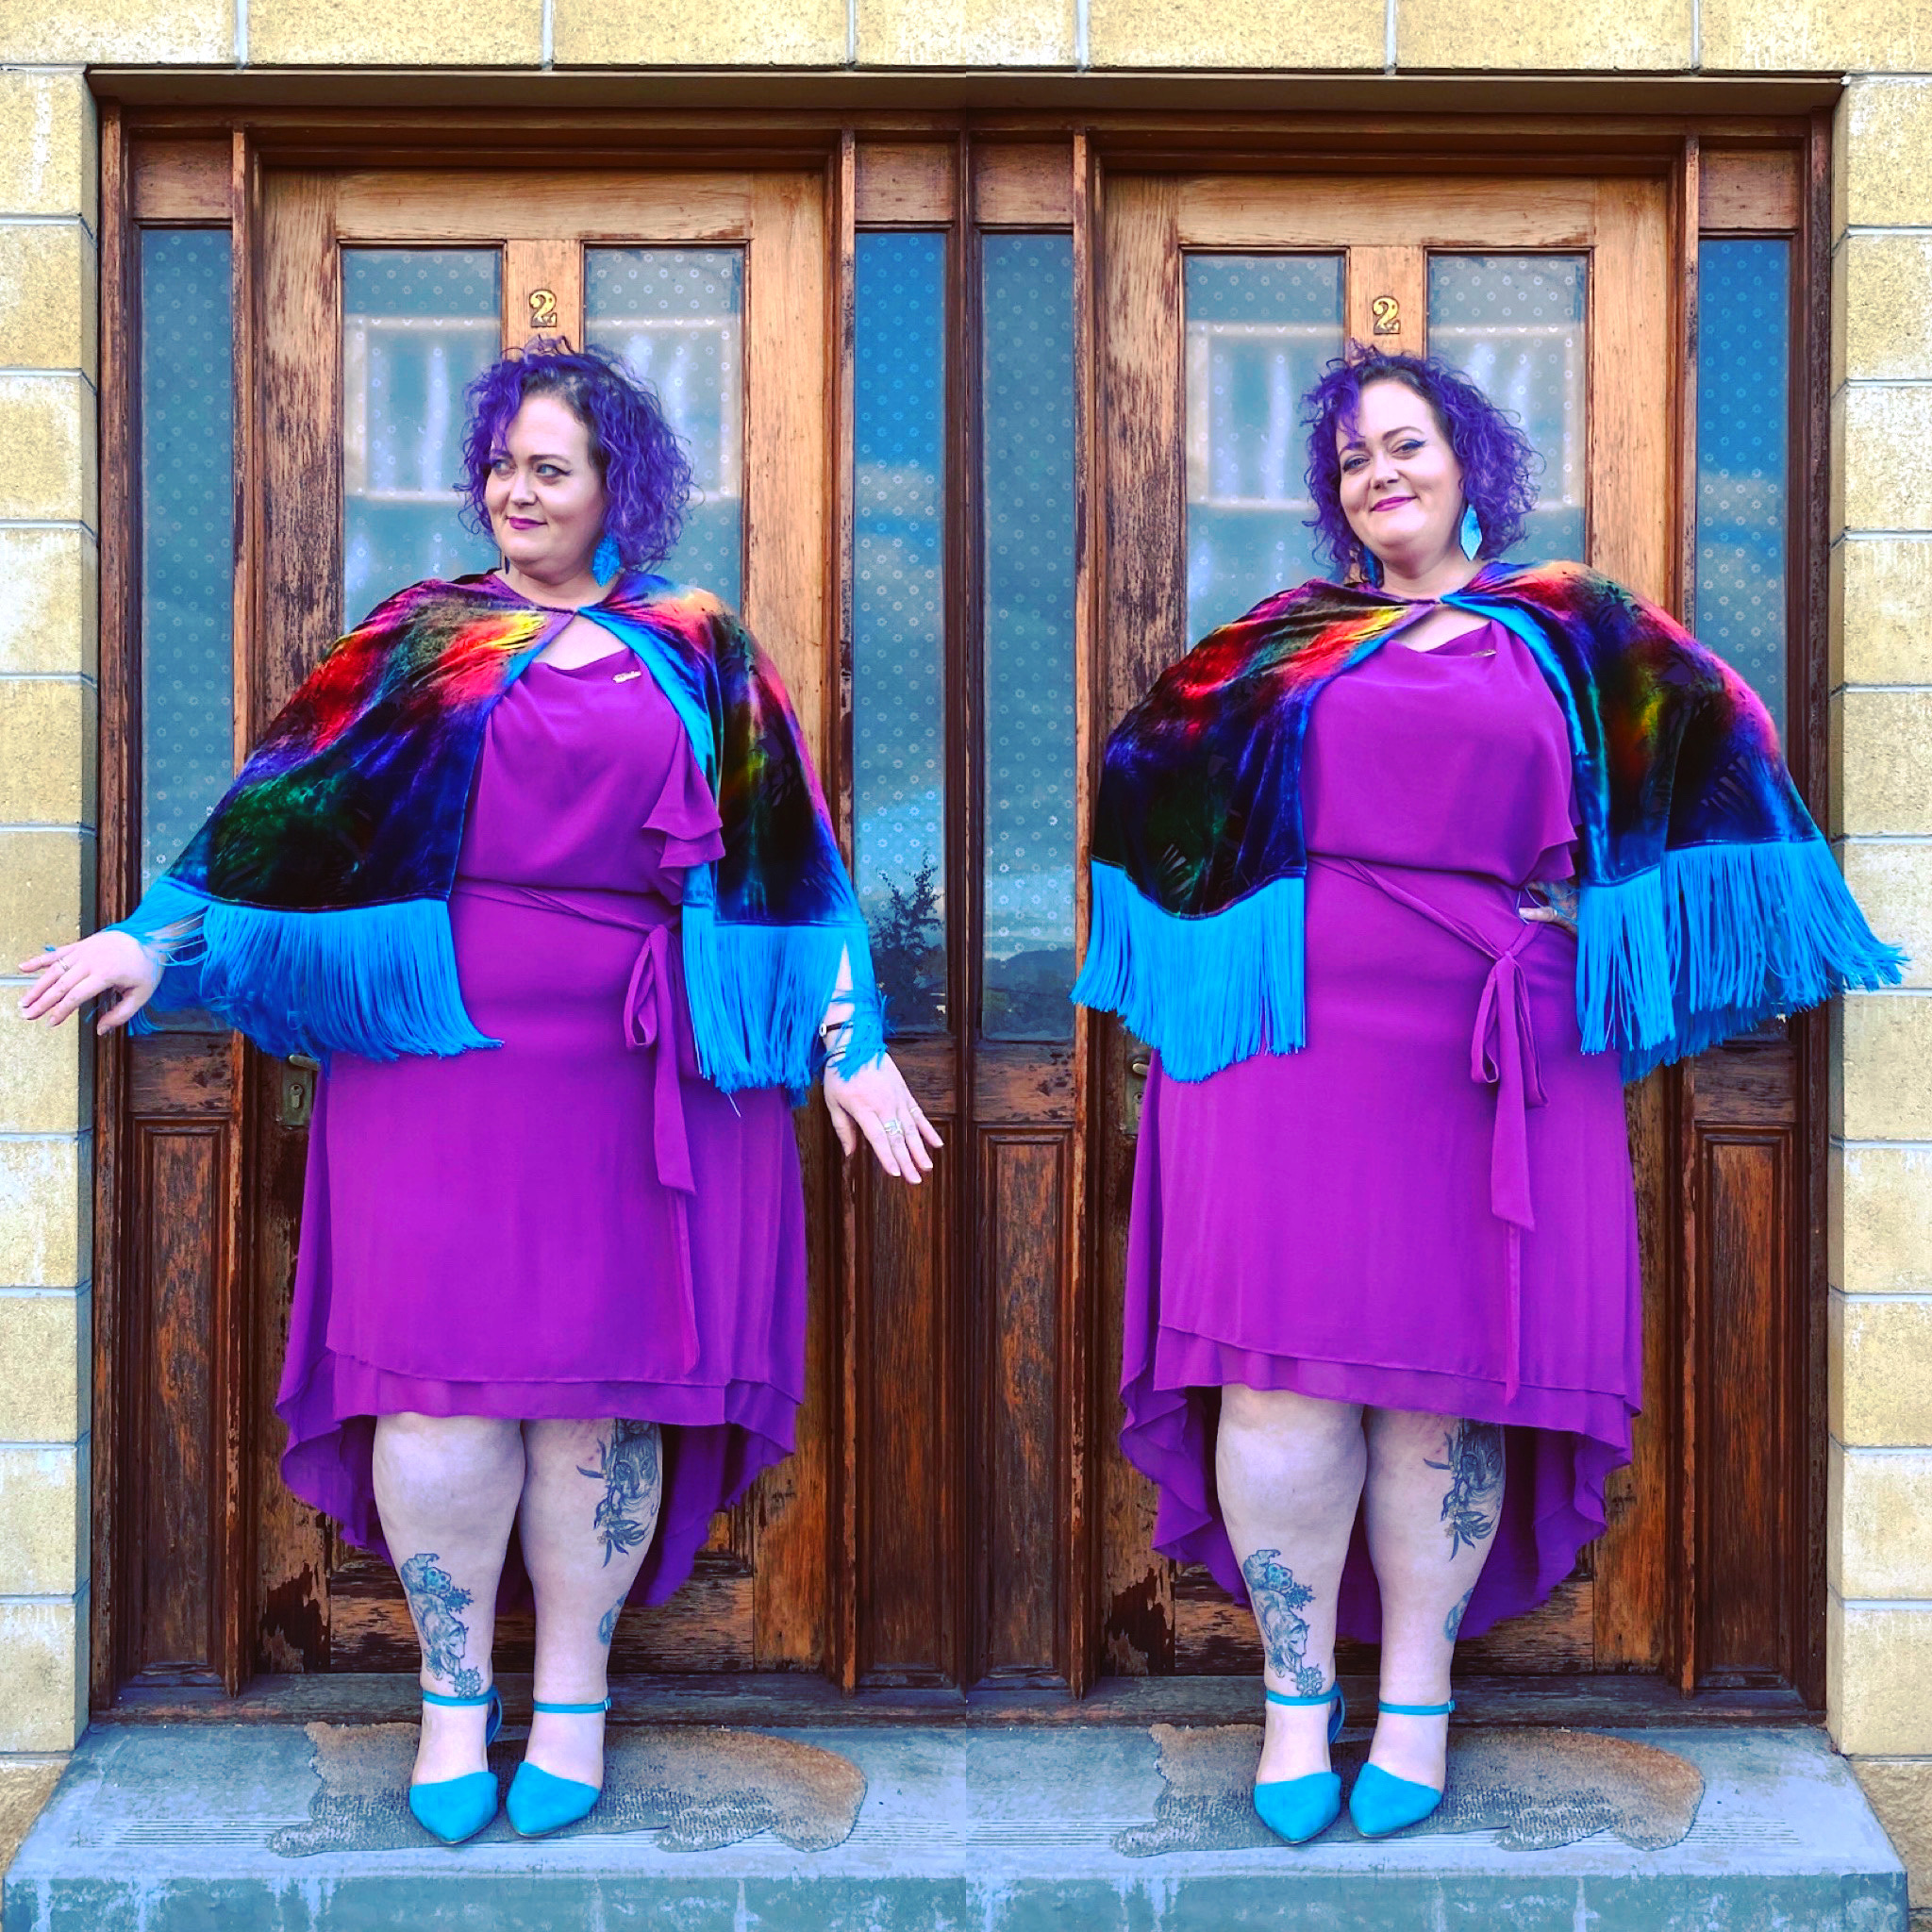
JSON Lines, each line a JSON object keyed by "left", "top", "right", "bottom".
{"left": 519, "top": 1418, "right": 663, "bottom": 1787}
{"left": 1361, "top": 1407, "right": 1505, "bottom": 1788}
{"left": 1215, "top": 1387, "right": 1367, "bottom": 1781}
{"left": 371, "top": 1412, "right": 525, "bottom": 1787}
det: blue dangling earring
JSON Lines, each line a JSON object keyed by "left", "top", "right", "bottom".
{"left": 1459, "top": 503, "right": 1483, "bottom": 561}
{"left": 592, "top": 532, "right": 622, "bottom": 582}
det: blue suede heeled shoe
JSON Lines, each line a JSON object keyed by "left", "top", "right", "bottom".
{"left": 408, "top": 1685, "right": 503, "bottom": 1846}
{"left": 1252, "top": 1685, "right": 1347, "bottom": 1845}
{"left": 1348, "top": 1698, "right": 1455, "bottom": 1839}
{"left": 507, "top": 1696, "right": 611, "bottom": 1839}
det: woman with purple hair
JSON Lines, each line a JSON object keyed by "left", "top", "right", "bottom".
{"left": 21, "top": 342, "right": 936, "bottom": 1844}
{"left": 1074, "top": 348, "right": 1898, "bottom": 1844}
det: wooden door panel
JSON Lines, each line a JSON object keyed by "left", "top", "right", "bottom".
{"left": 1175, "top": 175, "right": 1598, "bottom": 249}
{"left": 854, "top": 1147, "right": 958, "bottom": 1683}
{"left": 977, "top": 1132, "right": 1069, "bottom": 1680}
{"left": 327, "top": 172, "right": 757, "bottom": 240}
{"left": 114, "top": 1036, "right": 246, "bottom": 1687}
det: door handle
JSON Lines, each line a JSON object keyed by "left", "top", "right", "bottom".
{"left": 275, "top": 1053, "right": 320, "bottom": 1130}
{"left": 1124, "top": 1044, "right": 1152, "bottom": 1139}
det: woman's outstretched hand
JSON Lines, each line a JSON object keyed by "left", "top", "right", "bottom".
{"left": 17, "top": 931, "right": 161, "bottom": 1033}
{"left": 823, "top": 1053, "right": 941, "bottom": 1183}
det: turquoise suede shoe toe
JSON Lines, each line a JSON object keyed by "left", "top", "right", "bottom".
{"left": 507, "top": 1695, "right": 610, "bottom": 1840}
{"left": 407, "top": 1685, "right": 503, "bottom": 1846}
{"left": 506, "top": 1759, "right": 601, "bottom": 1839}
{"left": 1252, "top": 1683, "right": 1347, "bottom": 1846}
{"left": 1348, "top": 1697, "right": 1454, "bottom": 1839}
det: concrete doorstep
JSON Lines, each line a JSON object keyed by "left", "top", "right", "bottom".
{"left": 3, "top": 1718, "right": 1908, "bottom": 1930}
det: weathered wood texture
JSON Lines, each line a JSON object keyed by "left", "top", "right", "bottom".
{"left": 96, "top": 127, "right": 1823, "bottom": 1717}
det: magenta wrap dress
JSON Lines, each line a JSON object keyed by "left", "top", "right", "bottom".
{"left": 277, "top": 650, "right": 808, "bottom": 1607}
{"left": 1121, "top": 618, "right": 1643, "bottom": 1642}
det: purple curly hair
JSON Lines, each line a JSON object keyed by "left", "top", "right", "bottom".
{"left": 1301, "top": 345, "right": 1541, "bottom": 575}
{"left": 458, "top": 341, "right": 693, "bottom": 570}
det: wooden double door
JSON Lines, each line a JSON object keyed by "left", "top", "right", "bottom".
{"left": 99, "top": 127, "right": 1823, "bottom": 1712}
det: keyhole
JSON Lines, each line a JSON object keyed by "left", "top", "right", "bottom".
{"left": 528, "top": 287, "right": 559, "bottom": 330}
{"left": 1371, "top": 294, "right": 1401, "bottom": 337}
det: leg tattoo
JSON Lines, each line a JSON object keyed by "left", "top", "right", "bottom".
{"left": 1424, "top": 1421, "right": 1505, "bottom": 1558}
{"left": 577, "top": 1420, "right": 663, "bottom": 1567}
{"left": 1241, "top": 1549, "right": 1329, "bottom": 1696}
{"left": 399, "top": 1553, "right": 483, "bottom": 1697}
{"left": 597, "top": 1592, "right": 628, "bottom": 1646}
{"left": 1444, "top": 1584, "right": 1475, "bottom": 1642}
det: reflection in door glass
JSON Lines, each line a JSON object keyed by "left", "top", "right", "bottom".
{"left": 141, "top": 229, "right": 235, "bottom": 892}
{"left": 342, "top": 250, "right": 501, "bottom": 625}
{"left": 586, "top": 249, "right": 743, "bottom": 608}
{"left": 1184, "top": 256, "right": 1344, "bottom": 642}
{"left": 1427, "top": 257, "right": 1586, "bottom": 564}
{"left": 982, "top": 236, "right": 1074, "bottom": 1042}
{"left": 1696, "top": 240, "right": 1790, "bottom": 736}
{"left": 854, "top": 233, "right": 946, "bottom": 1033}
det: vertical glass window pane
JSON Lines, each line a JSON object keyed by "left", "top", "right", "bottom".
{"left": 141, "top": 228, "right": 234, "bottom": 890}
{"left": 342, "top": 249, "right": 500, "bottom": 625}
{"left": 855, "top": 232, "right": 947, "bottom": 1034}
{"left": 1427, "top": 256, "right": 1586, "bottom": 563}
{"left": 1696, "top": 239, "right": 1790, "bottom": 735}
{"left": 1184, "top": 256, "right": 1345, "bottom": 641}
{"left": 586, "top": 248, "right": 744, "bottom": 607}
{"left": 982, "top": 235, "right": 1074, "bottom": 1042}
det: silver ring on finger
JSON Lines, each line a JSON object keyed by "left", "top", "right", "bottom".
{"left": 883, "top": 1119, "right": 906, "bottom": 1137}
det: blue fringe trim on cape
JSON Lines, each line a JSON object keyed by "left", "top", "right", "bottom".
{"left": 680, "top": 902, "right": 885, "bottom": 1096}
{"left": 115, "top": 878, "right": 496, "bottom": 1061}
{"left": 1073, "top": 839, "right": 1905, "bottom": 1087}
{"left": 1580, "top": 838, "right": 1906, "bottom": 1079}
{"left": 1070, "top": 861, "right": 1306, "bottom": 1082}
{"left": 114, "top": 876, "right": 883, "bottom": 1092}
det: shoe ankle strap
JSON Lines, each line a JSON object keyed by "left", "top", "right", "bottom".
{"left": 532, "top": 1696, "right": 612, "bottom": 1714}
{"left": 421, "top": 1686, "right": 497, "bottom": 1708}
{"left": 1263, "top": 1686, "right": 1339, "bottom": 1707}
{"left": 1377, "top": 1698, "right": 1456, "bottom": 1717}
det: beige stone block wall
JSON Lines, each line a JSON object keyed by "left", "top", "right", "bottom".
{"left": 1833, "top": 76, "right": 1932, "bottom": 1805}
{"left": 0, "top": 0, "right": 229, "bottom": 63}
{"left": 1397, "top": 0, "right": 1692, "bottom": 69}
{"left": 0, "top": 63, "right": 95, "bottom": 1761}
{"left": 1088, "top": 0, "right": 1382, "bottom": 69}
{"left": 860, "top": 0, "right": 1074, "bottom": 66}
{"left": 554, "top": 0, "right": 845, "bottom": 66}
{"left": 249, "top": 0, "right": 541, "bottom": 65}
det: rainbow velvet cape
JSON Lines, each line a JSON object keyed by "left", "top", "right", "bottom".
{"left": 119, "top": 570, "right": 883, "bottom": 1091}
{"left": 1072, "top": 558, "right": 1903, "bottom": 1082}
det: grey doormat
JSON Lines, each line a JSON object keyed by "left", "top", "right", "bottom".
{"left": 269, "top": 1723, "right": 867, "bottom": 1856}
{"left": 1113, "top": 1723, "right": 1705, "bottom": 1856}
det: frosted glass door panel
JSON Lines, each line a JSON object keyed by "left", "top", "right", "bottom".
{"left": 141, "top": 229, "right": 235, "bottom": 894}
{"left": 1427, "top": 256, "right": 1586, "bottom": 564}
{"left": 586, "top": 248, "right": 744, "bottom": 607}
{"left": 1184, "top": 256, "right": 1344, "bottom": 643}
{"left": 982, "top": 235, "right": 1075, "bottom": 1041}
{"left": 853, "top": 232, "right": 947, "bottom": 1034}
{"left": 1696, "top": 239, "right": 1790, "bottom": 736}
{"left": 342, "top": 249, "right": 501, "bottom": 625}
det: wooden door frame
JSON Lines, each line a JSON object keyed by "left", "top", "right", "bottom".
{"left": 92, "top": 101, "right": 1833, "bottom": 1724}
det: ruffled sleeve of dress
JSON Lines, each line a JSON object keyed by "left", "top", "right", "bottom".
{"left": 643, "top": 741, "right": 727, "bottom": 891}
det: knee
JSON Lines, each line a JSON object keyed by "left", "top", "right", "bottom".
{"left": 375, "top": 1412, "right": 522, "bottom": 1479}
{"left": 1221, "top": 1385, "right": 1362, "bottom": 1453}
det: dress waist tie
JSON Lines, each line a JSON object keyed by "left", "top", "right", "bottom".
{"left": 1325, "top": 858, "right": 1549, "bottom": 1402}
